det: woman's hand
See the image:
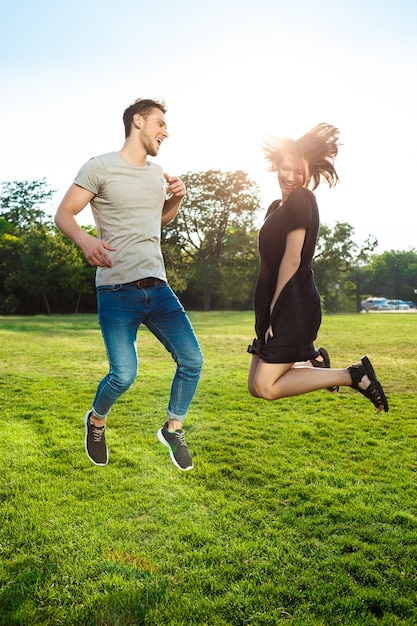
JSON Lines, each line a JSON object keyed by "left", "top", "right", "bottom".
{"left": 265, "top": 324, "right": 274, "bottom": 343}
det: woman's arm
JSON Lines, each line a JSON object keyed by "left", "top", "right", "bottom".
{"left": 270, "top": 228, "right": 306, "bottom": 312}
{"left": 266, "top": 228, "right": 306, "bottom": 341}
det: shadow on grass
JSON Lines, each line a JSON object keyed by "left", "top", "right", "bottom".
{"left": 0, "top": 555, "right": 166, "bottom": 626}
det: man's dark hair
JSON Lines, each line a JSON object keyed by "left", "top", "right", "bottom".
{"left": 123, "top": 98, "right": 167, "bottom": 138}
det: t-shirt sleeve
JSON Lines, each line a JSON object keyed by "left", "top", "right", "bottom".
{"left": 73, "top": 157, "right": 106, "bottom": 195}
{"left": 285, "top": 188, "right": 317, "bottom": 232}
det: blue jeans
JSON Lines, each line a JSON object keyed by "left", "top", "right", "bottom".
{"left": 92, "top": 282, "right": 203, "bottom": 422}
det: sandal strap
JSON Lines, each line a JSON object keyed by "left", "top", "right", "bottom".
{"left": 348, "top": 356, "right": 389, "bottom": 412}
{"left": 348, "top": 362, "right": 366, "bottom": 389}
{"left": 311, "top": 347, "right": 330, "bottom": 369}
{"left": 312, "top": 347, "right": 339, "bottom": 393}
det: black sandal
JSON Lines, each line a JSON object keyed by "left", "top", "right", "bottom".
{"left": 311, "top": 347, "right": 339, "bottom": 393}
{"left": 348, "top": 356, "right": 389, "bottom": 413}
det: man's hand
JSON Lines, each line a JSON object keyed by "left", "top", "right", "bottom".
{"left": 161, "top": 174, "right": 186, "bottom": 226}
{"left": 55, "top": 184, "right": 116, "bottom": 267}
{"left": 79, "top": 231, "right": 116, "bottom": 268}
{"left": 164, "top": 173, "right": 186, "bottom": 198}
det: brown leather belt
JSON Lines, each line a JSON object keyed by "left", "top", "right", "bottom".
{"left": 126, "top": 277, "right": 165, "bottom": 289}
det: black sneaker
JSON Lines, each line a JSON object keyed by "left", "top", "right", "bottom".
{"left": 84, "top": 411, "right": 108, "bottom": 466}
{"left": 157, "top": 422, "right": 194, "bottom": 471}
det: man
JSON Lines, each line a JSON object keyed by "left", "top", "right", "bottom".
{"left": 55, "top": 98, "right": 203, "bottom": 471}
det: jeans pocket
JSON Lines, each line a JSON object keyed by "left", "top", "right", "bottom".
{"left": 97, "top": 284, "right": 122, "bottom": 293}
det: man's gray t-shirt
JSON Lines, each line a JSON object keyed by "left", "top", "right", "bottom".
{"left": 74, "top": 151, "right": 167, "bottom": 287}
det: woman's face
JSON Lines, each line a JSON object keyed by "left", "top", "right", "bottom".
{"left": 277, "top": 153, "right": 310, "bottom": 203}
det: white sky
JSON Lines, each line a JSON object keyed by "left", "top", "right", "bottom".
{"left": 1, "top": 0, "right": 416, "bottom": 252}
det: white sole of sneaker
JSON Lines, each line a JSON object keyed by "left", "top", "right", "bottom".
{"left": 157, "top": 428, "right": 194, "bottom": 471}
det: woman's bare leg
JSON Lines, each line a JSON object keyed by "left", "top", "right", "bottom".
{"left": 248, "top": 354, "right": 262, "bottom": 397}
{"left": 249, "top": 356, "right": 295, "bottom": 398}
{"left": 248, "top": 353, "right": 387, "bottom": 413}
{"left": 253, "top": 360, "right": 352, "bottom": 401}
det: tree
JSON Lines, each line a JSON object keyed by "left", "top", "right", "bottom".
{"left": 0, "top": 179, "right": 55, "bottom": 233}
{"left": 5, "top": 225, "right": 95, "bottom": 314}
{"left": 0, "top": 179, "right": 96, "bottom": 314}
{"left": 162, "top": 170, "right": 261, "bottom": 310}
{"left": 0, "top": 218, "right": 21, "bottom": 313}
{"left": 66, "top": 226, "right": 97, "bottom": 313}
{"left": 313, "top": 222, "right": 378, "bottom": 312}
{"left": 217, "top": 224, "right": 260, "bottom": 309}
{"left": 1, "top": 176, "right": 414, "bottom": 315}
{"left": 359, "top": 249, "right": 417, "bottom": 303}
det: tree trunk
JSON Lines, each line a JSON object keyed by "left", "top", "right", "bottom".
{"left": 42, "top": 293, "right": 51, "bottom": 314}
{"left": 202, "top": 287, "right": 211, "bottom": 311}
{"left": 74, "top": 292, "right": 82, "bottom": 314}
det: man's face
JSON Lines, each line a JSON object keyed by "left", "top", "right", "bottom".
{"left": 138, "top": 108, "right": 169, "bottom": 156}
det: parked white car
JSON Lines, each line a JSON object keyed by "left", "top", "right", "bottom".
{"left": 361, "top": 297, "right": 395, "bottom": 311}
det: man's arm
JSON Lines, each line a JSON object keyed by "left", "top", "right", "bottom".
{"left": 55, "top": 184, "right": 116, "bottom": 268}
{"left": 161, "top": 173, "right": 186, "bottom": 226}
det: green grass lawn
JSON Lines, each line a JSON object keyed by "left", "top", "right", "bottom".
{"left": 0, "top": 312, "right": 416, "bottom": 626}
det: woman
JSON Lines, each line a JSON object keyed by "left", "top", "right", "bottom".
{"left": 248, "top": 123, "right": 388, "bottom": 412}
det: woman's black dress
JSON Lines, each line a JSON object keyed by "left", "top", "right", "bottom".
{"left": 248, "top": 187, "right": 321, "bottom": 363}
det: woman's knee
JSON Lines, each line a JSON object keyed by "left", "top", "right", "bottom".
{"left": 253, "top": 381, "right": 280, "bottom": 401}
{"left": 248, "top": 386, "right": 262, "bottom": 399}
{"left": 248, "top": 377, "right": 261, "bottom": 398}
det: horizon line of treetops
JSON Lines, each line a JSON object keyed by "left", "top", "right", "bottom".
{"left": 1, "top": 174, "right": 416, "bottom": 315}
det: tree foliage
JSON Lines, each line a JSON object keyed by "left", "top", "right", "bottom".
{"left": 313, "top": 222, "right": 378, "bottom": 312}
{"left": 162, "top": 170, "right": 261, "bottom": 310}
{"left": 5, "top": 225, "right": 95, "bottom": 314}
{"left": 0, "top": 176, "right": 416, "bottom": 315}
{"left": 0, "top": 180, "right": 95, "bottom": 314}
{"left": 0, "top": 179, "right": 55, "bottom": 233}
{"left": 358, "top": 249, "right": 417, "bottom": 303}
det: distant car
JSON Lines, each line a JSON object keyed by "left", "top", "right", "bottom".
{"left": 387, "top": 300, "right": 412, "bottom": 309}
{"left": 361, "top": 297, "right": 394, "bottom": 311}
{"left": 402, "top": 300, "right": 416, "bottom": 309}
